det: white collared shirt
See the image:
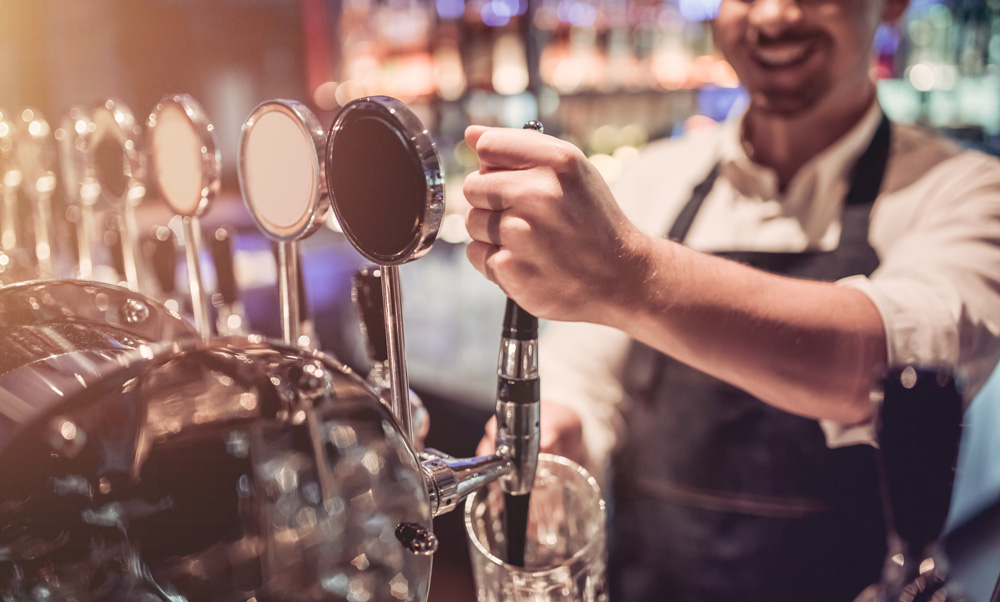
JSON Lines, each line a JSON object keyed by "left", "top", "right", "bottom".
{"left": 542, "top": 102, "right": 1000, "bottom": 482}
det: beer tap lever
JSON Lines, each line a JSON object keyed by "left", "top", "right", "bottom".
{"left": 855, "top": 365, "right": 964, "bottom": 602}
{"left": 352, "top": 266, "right": 390, "bottom": 389}
{"left": 150, "top": 226, "right": 178, "bottom": 302}
{"left": 495, "top": 300, "right": 540, "bottom": 495}
{"left": 496, "top": 119, "right": 545, "bottom": 497}
{"left": 353, "top": 266, "right": 428, "bottom": 446}
{"left": 210, "top": 228, "right": 247, "bottom": 336}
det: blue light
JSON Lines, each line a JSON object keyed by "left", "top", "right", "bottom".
{"left": 556, "top": 0, "right": 572, "bottom": 23}
{"left": 697, "top": 84, "right": 747, "bottom": 122}
{"left": 437, "top": 0, "right": 464, "bottom": 20}
{"left": 678, "top": 0, "right": 719, "bottom": 22}
{"left": 567, "top": 1, "right": 596, "bottom": 27}
{"left": 873, "top": 24, "right": 899, "bottom": 55}
{"left": 482, "top": 0, "right": 512, "bottom": 26}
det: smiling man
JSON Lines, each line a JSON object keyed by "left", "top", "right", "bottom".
{"left": 465, "top": 1, "right": 1000, "bottom": 600}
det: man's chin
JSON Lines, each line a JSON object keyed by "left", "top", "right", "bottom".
{"left": 747, "top": 89, "right": 822, "bottom": 118}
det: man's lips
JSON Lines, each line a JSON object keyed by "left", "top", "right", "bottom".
{"left": 750, "top": 38, "right": 819, "bottom": 68}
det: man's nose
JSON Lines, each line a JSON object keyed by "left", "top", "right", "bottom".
{"left": 747, "top": 0, "right": 805, "bottom": 38}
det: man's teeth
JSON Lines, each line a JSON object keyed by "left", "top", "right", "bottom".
{"left": 755, "top": 44, "right": 809, "bottom": 66}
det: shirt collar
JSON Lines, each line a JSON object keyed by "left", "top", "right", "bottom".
{"left": 717, "top": 100, "right": 885, "bottom": 201}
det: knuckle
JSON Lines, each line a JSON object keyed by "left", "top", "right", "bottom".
{"left": 477, "top": 129, "right": 501, "bottom": 152}
{"left": 499, "top": 215, "right": 531, "bottom": 241}
{"left": 549, "top": 143, "right": 584, "bottom": 174}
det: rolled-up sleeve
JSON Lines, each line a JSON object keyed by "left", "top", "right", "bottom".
{"left": 826, "top": 151, "right": 1000, "bottom": 447}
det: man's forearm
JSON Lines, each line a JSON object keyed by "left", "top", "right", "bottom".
{"left": 602, "top": 237, "right": 888, "bottom": 424}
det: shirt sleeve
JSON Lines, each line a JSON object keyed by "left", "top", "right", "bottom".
{"left": 827, "top": 150, "right": 1000, "bottom": 447}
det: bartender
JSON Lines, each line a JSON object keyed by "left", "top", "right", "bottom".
{"left": 466, "top": 0, "right": 1000, "bottom": 600}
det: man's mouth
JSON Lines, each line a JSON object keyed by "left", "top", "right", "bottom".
{"left": 751, "top": 40, "right": 816, "bottom": 68}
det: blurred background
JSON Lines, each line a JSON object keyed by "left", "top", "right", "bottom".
{"left": 4, "top": 0, "right": 1000, "bottom": 599}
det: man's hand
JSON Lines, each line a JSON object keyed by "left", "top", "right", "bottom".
{"left": 463, "top": 125, "right": 649, "bottom": 327}
{"left": 476, "top": 401, "right": 588, "bottom": 469}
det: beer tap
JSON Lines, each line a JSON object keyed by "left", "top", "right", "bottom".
{"left": 90, "top": 99, "right": 148, "bottom": 294}
{"left": 15, "top": 107, "right": 58, "bottom": 279}
{"left": 238, "top": 99, "right": 333, "bottom": 506}
{"left": 209, "top": 227, "right": 248, "bottom": 336}
{"left": 855, "top": 366, "right": 964, "bottom": 602}
{"left": 492, "top": 121, "right": 546, "bottom": 566}
{"left": 325, "top": 97, "right": 544, "bottom": 524}
{"left": 238, "top": 99, "right": 329, "bottom": 347}
{"left": 0, "top": 107, "right": 29, "bottom": 282}
{"left": 149, "top": 225, "right": 180, "bottom": 312}
{"left": 352, "top": 265, "right": 430, "bottom": 447}
{"left": 58, "top": 106, "right": 101, "bottom": 281}
{"left": 268, "top": 240, "right": 318, "bottom": 347}
{"left": 147, "top": 94, "right": 220, "bottom": 340}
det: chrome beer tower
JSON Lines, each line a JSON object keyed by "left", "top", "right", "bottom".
{"left": 0, "top": 94, "right": 545, "bottom": 602}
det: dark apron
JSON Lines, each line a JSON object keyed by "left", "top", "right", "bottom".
{"left": 610, "top": 116, "right": 892, "bottom": 602}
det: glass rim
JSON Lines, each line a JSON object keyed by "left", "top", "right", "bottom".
{"left": 462, "top": 452, "right": 606, "bottom": 575}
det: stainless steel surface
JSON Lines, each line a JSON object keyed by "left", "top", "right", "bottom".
{"left": 422, "top": 448, "right": 513, "bottom": 518}
{"left": 383, "top": 264, "right": 413, "bottom": 444}
{"left": 0, "top": 280, "right": 435, "bottom": 602}
{"left": 494, "top": 399, "right": 541, "bottom": 496}
{"left": 0, "top": 107, "right": 26, "bottom": 281}
{"left": 278, "top": 239, "right": 301, "bottom": 345}
{"left": 352, "top": 266, "right": 429, "bottom": 448}
{"left": 0, "top": 279, "right": 197, "bottom": 377}
{"left": 498, "top": 338, "right": 538, "bottom": 381}
{"left": 396, "top": 522, "right": 440, "bottom": 556}
{"left": 496, "top": 333, "right": 540, "bottom": 496}
{"left": 58, "top": 106, "right": 100, "bottom": 280}
{"left": 147, "top": 93, "right": 222, "bottom": 219}
{"left": 325, "top": 96, "right": 444, "bottom": 267}
{"left": 326, "top": 96, "right": 444, "bottom": 449}
{"left": 238, "top": 100, "right": 329, "bottom": 242}
{"left": 238, "top": 100, "right": 329, "bottom": 350}
{"left": 147, "top": 94, "right": 221, "bottom": 340}
{"left": 14, "top": 107, "right": 57, "bottom": 279}
{"left": 89, "top": 98, "right": 146, "bottom": 292}
{"left": 182, "top": 215, "right": 212, "bottom": 339}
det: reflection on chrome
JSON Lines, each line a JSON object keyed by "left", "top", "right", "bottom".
{"left": 0, "top": 280, "right": 433, "bottom": 601}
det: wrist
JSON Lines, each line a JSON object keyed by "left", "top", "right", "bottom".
{"left": 600, "top": 229, "right": 671, "bottom": 332}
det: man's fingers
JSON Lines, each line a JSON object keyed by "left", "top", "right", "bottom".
{"left": 465, "top": 125, "right": 490, "bottom": 153}
{"left": 463, "top": 169, "right": 543, "bottom": 211}
{"left": 466, "top": 240, "right": 505, "bottom": 286}
{"left": 465, "top": 125, "right": 563, "bottom": 171}
{"left": 465, "top": 208, "right": 503, "bottom": 246}
{"left": 476, "top": 416, "right": 498, "bottom": 457}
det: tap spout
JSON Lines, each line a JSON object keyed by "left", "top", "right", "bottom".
{"left": 421, "top": 448, "right": 513, "bottom": 517}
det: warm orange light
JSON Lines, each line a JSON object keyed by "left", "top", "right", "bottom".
{"left": 313, "top": 81, "right": 340, "bottom": 110}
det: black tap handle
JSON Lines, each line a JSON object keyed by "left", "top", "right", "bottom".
{"left": 107, "top": 227, "right": 126, "bottom": 283}
{"left": 150, "top": 226, "right": 177, "bottom": 296}
{"left": 210, "top": 228, "right": 239, "bottom": 306}
{"left": 352, "top": 266, "right": 389, "bottom": 363}
{"left": 296, "top": 252, "right": 309, "bottom": 320}
{"left": 878, "top": 366, "right": 963, "bottom": 553}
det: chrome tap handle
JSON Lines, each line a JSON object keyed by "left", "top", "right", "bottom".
{"left": 495, "top": 120, "right": 544, "bottom": 497}
{"left": 495, "top": 303, "right": 540, "bottom": 496}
